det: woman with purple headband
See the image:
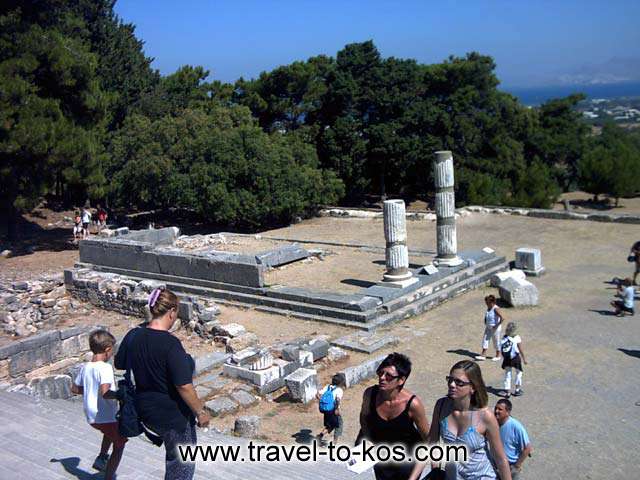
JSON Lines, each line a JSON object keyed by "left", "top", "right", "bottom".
{"left": 115, "top": 288, "right": 210, "bottom": 480}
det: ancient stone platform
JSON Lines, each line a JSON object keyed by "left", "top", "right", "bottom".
{"left": 68, "top": 227, "right": 508, "bottom": 330}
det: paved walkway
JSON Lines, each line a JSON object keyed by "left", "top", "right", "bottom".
{"left": 0, "top": 390, "right": 367, "bottom": 479}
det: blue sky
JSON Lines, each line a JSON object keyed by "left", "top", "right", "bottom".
{"left": 115, "top": 0, "right": 640, "bottom": 87}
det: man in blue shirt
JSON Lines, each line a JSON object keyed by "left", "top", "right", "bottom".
{"left": 495, "top": 399, "right": 533, "bottom": 479}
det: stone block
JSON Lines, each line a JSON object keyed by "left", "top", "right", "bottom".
{"left": 195, "top": 373, "right": 229, "bottom": 391}
{"left": 205, "top": 396, "right": 238, "bottom": 417}
{"left": 194, "top": 352, "right": 231, "bottom": 376}
{"left": 60, "top": 326, "right": 88, "bottom": 340}
{"left": 0, "top": 341, "right": 24, "bottom": 360}
{"left": 58, "top": 336, "right": 82, "bottom": 358}
{"left": 299, "top": 350, "right": 313, "bottom": 367}
{"left": 281, "top": 345, "right": 300, "bottom": 362}
{"left": 9, "top": 343, "right": 55, "bottom": 376}
{"left": 257, "top": 377, "right": 286, "bottom": 395}
{"left": 63, "top": 270, "right": 74, "bottom": 286}
{"left": 327, "top": 347, "right": 348, "bottom": 362}
{"left": 490, "top": 269, "right": 527, "bottom": 288}
{"left": 421, "top": 264, "right": 439, "bottom": 275}
{"left": 231, "top": 389, "right": 258, "bottom": 407}
{"left": 285, "top": 368, "right": 318, "bottom": 403}
{"left": 178, "top": 301, "right": 193, "bottom": 322}
{"left": 26, "top": 375, "right": 72, "bottom": 399}
{"left": 225, "top": 333, "right": 259, "bottom": 354}
{"left": 499, "top": 277, "right": 539, "bottom": 307}
{"left": 273, "top": 358, "right": 299, "bottom": 377}
{"left": 213, "top": 323, "right": 246, "bottom": 338}
{"left": 195, "top": 385, "right": 212, "bottom": 399}
{"left": 223, "top": 363, "right": 281, "bottom": 386}
{"left": 331, "top": 332, "right": 398, "bottom": 354}
{"left": 0, "top": 359, "right": 9, "bottom": 379}
{"left": 337, "top": 354, "right": 387, "bottom": 388}
{"left": 301, "top": 338, "right": 329, "bottom": 361}
{"left": 12, "top": 281, "right": 29, "bottom": 291}
{"left": 234, "top": 415, "right": 260, "bottom": 437}
{"left": 198, "top": 306, "right": 221, "bottom": 322}
{"left": 515, "top": 248, "right": 545, "bottom": 276}
{"left": 255, "top": 245, "right": 310, "bottom": 268}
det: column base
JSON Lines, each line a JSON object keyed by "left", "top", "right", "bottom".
{"left": 379, "top": 276, "right": 419, "bottom": 289}
{"left": 433, "top": 256, "right": 464, "bottom": 267}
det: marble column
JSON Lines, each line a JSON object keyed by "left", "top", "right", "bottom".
{"left": 382, "top": 199, "right": 414, "bottom": 283}
{"left": 433, "top": 151, "right": 463, "bottom": 267}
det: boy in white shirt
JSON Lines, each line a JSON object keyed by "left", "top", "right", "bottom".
{"left": 72, "top": 330, "right": 127, "bottom": 479}
{"left": 316, "top": 374, "right": 345, "bottom": 445}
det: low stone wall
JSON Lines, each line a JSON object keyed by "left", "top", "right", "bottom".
{"left": 64, "top": 269, "right": 221, "bottom": 338}
{"left": 0, "top": 325, "right": 98, "bottom": 382}
{"left": 319, "top": 206, "right": 640, "bottom": 224}
{"left": 79, "top": 227, "right": 265, "bottom": 288}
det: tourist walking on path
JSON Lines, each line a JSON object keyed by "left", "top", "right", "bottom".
{"left": 96, "top": 205, "right": 108, "bottom": 232}
{"left": 73, "top": 211, "right": 82, "bottom": 242}
{"left": 494, "top": 399, "right": 533, "bottom": 480}
{"left": 611, "top": 278, "right": 635, "bottom": 316}
{"left": 115, "top": 288, "right": 210, "bottom": 480}
{"left": 409, "top": 360, "right": 512, "bottom": 480}
{"left": 476, "top": 295, "right": 504, "bottom": 361}
{"left": 501, "top": 322, "right": 527, "bottom": 398}
{"left": 316, "top": 374, "right": 345, "bottom": 445}
{"left": 630, "top": 240, "right": 640, "bottom": 285}
{"left": 357, "top": 352, "right": 430, "bottom": 480}
{"left": 71, "top": 330, "right": 127, "bottom": 480}
{"left": 81, "top": 207, "right": 92, "bottom": 239}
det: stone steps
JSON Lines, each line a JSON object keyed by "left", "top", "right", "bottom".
{"left": 88, "top": 269, "right": 376, "bottom": 324}
{"left": 370, "top": 260, "right": 509, "bottom": 329}
{"left": 0, "top": 390, "right": 363, "bottom": 479}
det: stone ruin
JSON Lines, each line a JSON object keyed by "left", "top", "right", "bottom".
{"left": 63, "top": 150, "right": 510, "bottom": 332}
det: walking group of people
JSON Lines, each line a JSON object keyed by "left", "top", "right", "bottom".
{"left": 71, "top": 285, "right": 533, "bottom": 480}
{"left": 72, "top": 287, "right": 210, "bottom": 480}
{"left": 353, "top": 353, "right": 532, "bottom": 480}
{"left": 73, "top": 205, "right": 108, "bottom": 241}
{"left": 475, "top": 295, "right": 527, "bottom": 398}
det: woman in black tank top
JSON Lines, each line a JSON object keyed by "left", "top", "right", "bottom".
{"left": 358, "top": 353, "right": 430, "bottom": 480}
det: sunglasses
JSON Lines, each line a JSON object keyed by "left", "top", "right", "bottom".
{"left": 378, "top": 371, "right": 402, "bottom": 380}
{"left": 446, "top": 376, "right": 472, "bottom": 387}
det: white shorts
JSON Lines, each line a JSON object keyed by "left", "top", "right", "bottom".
{"left": 482, "top": 325, "right": 502, "bottom": 351}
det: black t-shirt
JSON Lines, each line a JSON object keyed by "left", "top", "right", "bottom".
{"left": 115, "top": 327, "right": 195, "bottom": 433}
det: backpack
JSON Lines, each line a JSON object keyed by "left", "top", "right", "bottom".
{"left": 319, "top": 385, "right": 336, "bottom": 413}
{"left": 501, "top": 336, "right": 514, "bottom": 355}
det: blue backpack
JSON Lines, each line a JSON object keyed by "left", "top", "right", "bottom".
{"left": 319, "top": 385, "right": 336, "bottom": 413}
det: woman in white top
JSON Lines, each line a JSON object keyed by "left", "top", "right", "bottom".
{"left": 476, "top": 295, "right": 505, "bottom": 362}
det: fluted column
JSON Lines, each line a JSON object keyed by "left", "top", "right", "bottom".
{"left": 382, "top": 199, "right": 413, "bottom": 282}
{"left": 433, "top": 151, "right": 462, "bottom": 267}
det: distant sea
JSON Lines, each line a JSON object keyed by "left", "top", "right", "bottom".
{"left": 502, "top": 82, "right": 640, "bottom": 106}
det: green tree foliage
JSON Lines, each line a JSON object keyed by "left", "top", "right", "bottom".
{"left": 0, "top": 7, "right": 107, "bottom": 238}
{"left": 578, "top": 124, "right": 640, "bottom": 205}
{"left": 106, "top": 104, "right": 343, "bottom": 228}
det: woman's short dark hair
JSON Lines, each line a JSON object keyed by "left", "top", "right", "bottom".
{"left": 450, "top": 360, "right": 488, "bottom": 408}
{"left": 377, "top": 352, "right": 412, "bottom": 380}
{"left": 331, "top": 374, "right": 345, "bottom": 387}
{"left": 485, "top": 294, "right": 496, "bottom": 303}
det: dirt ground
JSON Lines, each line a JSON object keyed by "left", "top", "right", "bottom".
{"left": 2, "top": 204, "right": 640, "bottom": 478}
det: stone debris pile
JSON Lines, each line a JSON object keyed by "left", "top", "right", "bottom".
{"left": 173, "top": 233, "right": 238, "bottom": 252}
{"left": 0, "top": 274, "right": 86, "bottom": 338}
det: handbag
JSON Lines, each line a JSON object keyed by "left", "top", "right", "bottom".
{"left": 424, "top": 467, "right": 447, "bottom": 480}
{"left": 116, "top": 328, "right": 143, "bottom": 438}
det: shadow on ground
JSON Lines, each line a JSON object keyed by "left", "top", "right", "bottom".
{"left": 618, "top": 348, "right": 640, "bottom": 359}
{"left": 291, "top": 428, "right": 315, "bottom": 444}
{"left": 446, "top": 349, "right": 478, "bottom": 359}
{"left": 588, "top": 309, "right": 618, "bottom": 316}
{"left": 50, "top": 457, "right": 101, "bottom": 479}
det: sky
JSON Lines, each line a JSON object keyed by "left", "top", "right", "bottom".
{"left": 114, "top": 0, "right": 640, "bottom": 88}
